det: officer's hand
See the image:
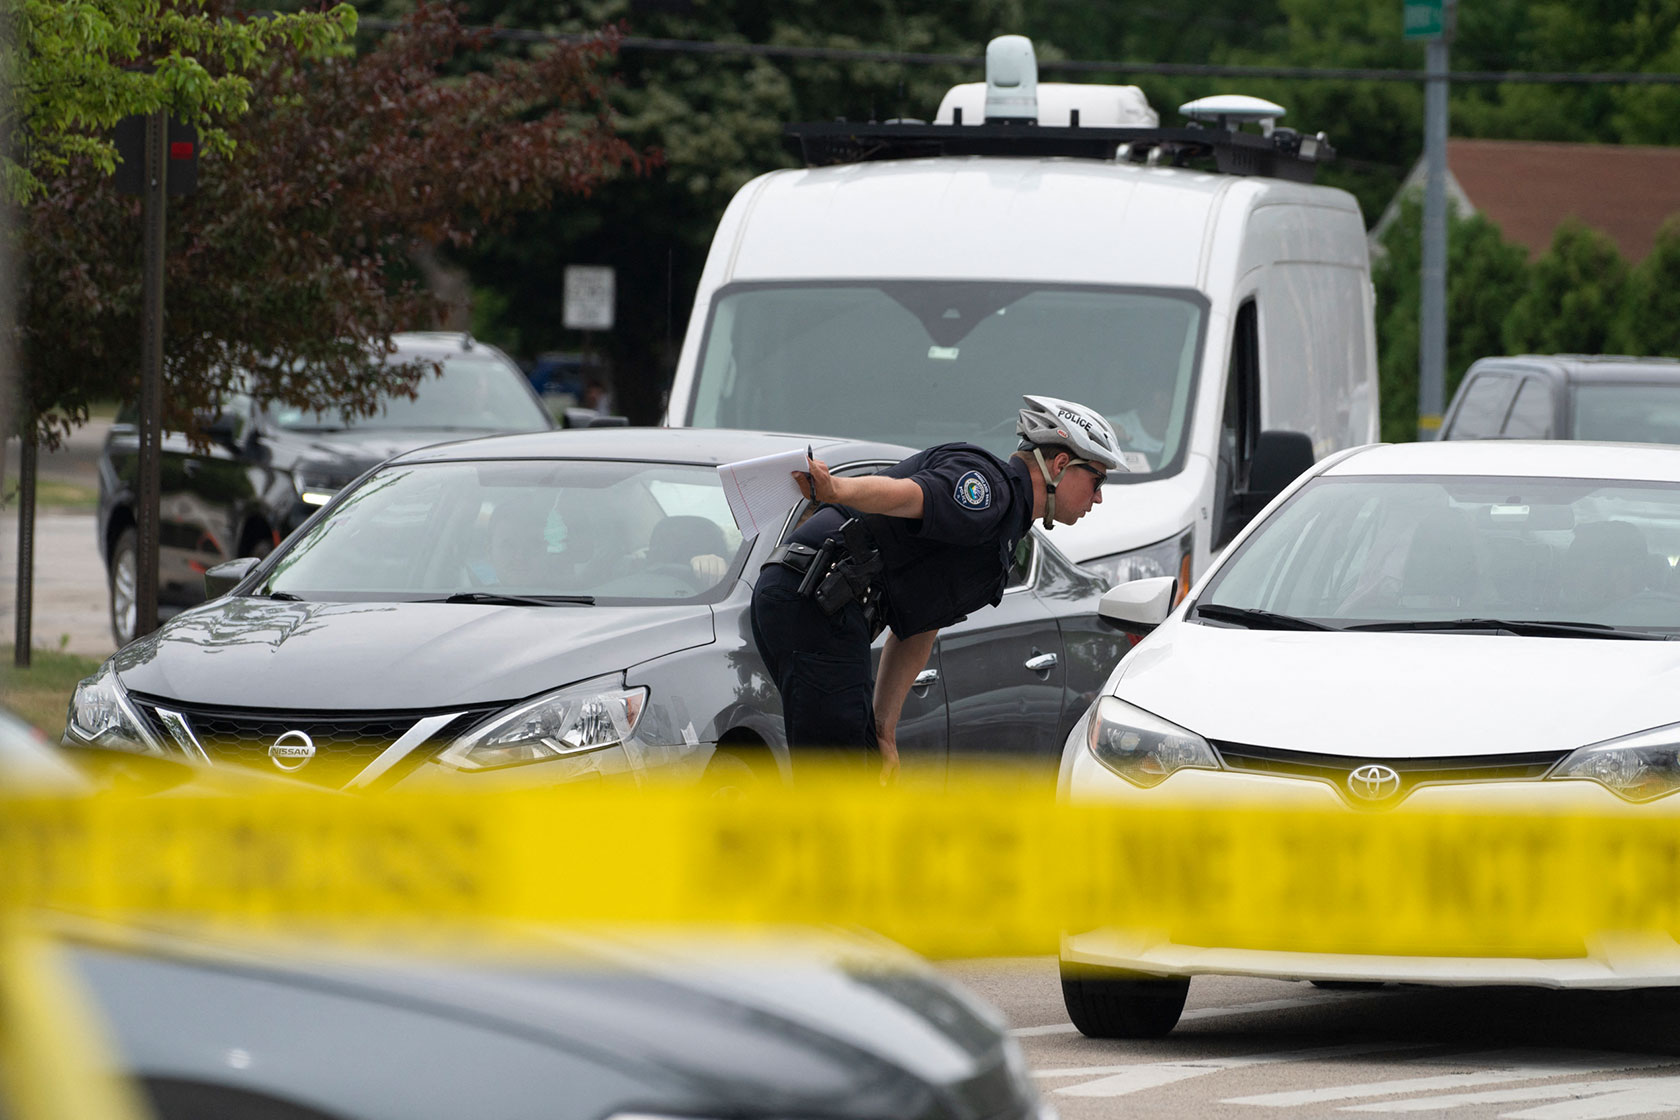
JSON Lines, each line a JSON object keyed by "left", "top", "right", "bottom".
{"left": 795, "top": 456, "right": 838, "bottom": 504}
{"left": 877, "top": 733, "right": 900, "bottom": 787}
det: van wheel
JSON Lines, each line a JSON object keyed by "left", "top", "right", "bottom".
{"left": 1060, "top": 961, "right": 1189, "bottom": 1038}
{"left": 109, "top": 528, "right": 139, "bottom": 647}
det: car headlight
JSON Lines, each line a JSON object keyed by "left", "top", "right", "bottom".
{"left": 1086, "top": 695, "right": 1219, "bottom": 788}
{"left": 1082, "top": 529, "right": 1192, "bottom": 592}
{"left": 292, "top": 464, "right": 344, "bottom": 507}
{"left": 437, "top": 675, "right": 648, "bottom": 771}
{"left": 1550, "top": 723, "right": 1680, "bottom": 802}
{"left": 64, "top": 663, "right": 166, "bottom": 756}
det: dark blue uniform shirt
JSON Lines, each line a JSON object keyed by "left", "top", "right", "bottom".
{"left": 791, "top": 443, "right": 1034, "bottom": 639}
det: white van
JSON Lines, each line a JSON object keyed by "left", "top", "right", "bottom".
{"left": 665, "top": 37, "right": 1378, "bottom": 591}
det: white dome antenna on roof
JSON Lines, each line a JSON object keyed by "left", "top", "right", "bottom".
{"left": 984, "top": 35, "right": 1039, "bottom": 125}
{"left": 1180, "top": 94, "right": 1286, "bottom": 136}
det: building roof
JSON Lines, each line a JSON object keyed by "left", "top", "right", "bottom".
{"left": 1371, "top": 138, "right": 1680, "bottom": 263}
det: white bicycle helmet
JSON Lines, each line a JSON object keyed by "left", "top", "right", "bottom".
{"left": 1016, "top": 394, "right": 1126, "bottom": 528}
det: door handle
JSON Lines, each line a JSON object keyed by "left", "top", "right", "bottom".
{"left": 1024, "top": 652, "right": 1058, "bottom": 673}
{"left": 913, "top": 669, "right": 940, "bottom": 688}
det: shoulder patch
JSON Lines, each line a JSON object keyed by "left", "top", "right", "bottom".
{"left": 954, "top": 469, "right": 992, "bottom": 511}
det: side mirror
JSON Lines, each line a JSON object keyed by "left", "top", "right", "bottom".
{"left": 197, "top": 410, "right": 242, "bottom": 449}
{"left": 204, "top": 556, "right": 260, "bottom": 599}
{"left": 1226, "top": 429, "right": 1315, "bottom": 536}
{"left": 1097, "top": 575, "right": 1178, "bottom": 636}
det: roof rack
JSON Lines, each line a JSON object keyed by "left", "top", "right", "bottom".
{"left": 782, "top": 120, "right": 1334, "bottom": 183}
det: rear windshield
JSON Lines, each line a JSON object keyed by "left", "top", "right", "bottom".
{"left": 688, "top": 281, "right": 1207, "bottom": 478}
{"left": 1571, "top": 383, "right": 1680, "bottom": 445}
{"left": 272, "top": 354, "right": 550, "bottom": 434}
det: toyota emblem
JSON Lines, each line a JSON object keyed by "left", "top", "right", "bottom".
{"left": 1347, "top": 763, "right": 1401, "bottom": 801}
{"left": 268, "top": 730, "right": 316, "bottom": 772}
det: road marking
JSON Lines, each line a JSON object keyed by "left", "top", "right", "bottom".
{"left": 1338, "top": 1074, "right": 1680, "bottom": 1115}
{"left": 1037, "top": 1042, "right": 1418, "bottom": 1098}
{"left": 1226, "top": 1051, "right": 1670, "bottom": 1108}
{"left": 1012, "top": 991, "right": 1384, "bottom": 1037}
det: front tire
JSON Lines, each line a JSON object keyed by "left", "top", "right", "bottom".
{"left": 109, "top": 527, "right": 139, "bottom": 647}
{"left": 1060, "top": 961, "right": 1190, "bottom": 1038}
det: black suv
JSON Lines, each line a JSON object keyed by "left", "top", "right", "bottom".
{"left": 1441, "top": 354, "right": 1680, "bottom": 444}
{"left": 98, "top": 332, "right": 555, "bottom": 645}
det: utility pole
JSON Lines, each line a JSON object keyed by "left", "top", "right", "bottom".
{"left": 1407, "top": 0, "right": 1454, "bottom": 440}
{"left": 135, "top": 109, "right": 168, "bottom": 638}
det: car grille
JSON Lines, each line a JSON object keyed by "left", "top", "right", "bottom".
{"left": 1212, "top": 741, "right": 1571, "bottom": 808}
{"left": 130, "top": 695, "right": 502, "bottom": 789}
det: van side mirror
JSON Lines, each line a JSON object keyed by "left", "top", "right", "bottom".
{"left": 1227, "top": 429, "right": 1315, "bottom": 534}
{"left": 1097, "top": 575, "right": 1177, "bottom": 636}
{"left": 204, "top": 556, "right": 260, "bottom": 599}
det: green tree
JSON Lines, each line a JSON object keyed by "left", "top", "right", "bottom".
{"left": 9, "top": 0, "right": 356, "bottom": 201}
{"left": 17, "top": 3, "right": 647, "bottom": 449}
{"left": 1373, "top": 194, "right": 1530, "bottom": 442}
{"left": 1503, "top": 220, "right": 1628, "bottom": 356}
{"left": 1613, "top": 215, "right": 1680, "bottom": 356}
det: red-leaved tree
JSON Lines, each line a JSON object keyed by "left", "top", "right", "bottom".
{"left": 17, "top": 2, "right": 654, "bottom": 448}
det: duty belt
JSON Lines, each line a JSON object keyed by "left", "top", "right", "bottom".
{"left": 765, "top": 520, "right": 886, "bottom": 637}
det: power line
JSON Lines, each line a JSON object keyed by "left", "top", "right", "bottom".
{"left": 357, "top": 18, "right": 1680, "bottom": 86}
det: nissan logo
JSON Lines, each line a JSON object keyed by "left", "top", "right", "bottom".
{"left": 1347, "top": 763, "right": 1402, "bottom": 802}
{"left": 268, "top": 730, "right": 316, "bottom": 772}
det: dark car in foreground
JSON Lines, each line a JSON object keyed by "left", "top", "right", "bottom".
{"left": 65, "top": 428, "right": 1125, "bottom": 790}
{"left": 99, "top": 332, "right": 555, "bottom": 647}
{"left": 1440, "top": 353, "right": 1680, "bottom": 443}
{"left": 47, "top": 921, "right": 1050, "bottom": 1120}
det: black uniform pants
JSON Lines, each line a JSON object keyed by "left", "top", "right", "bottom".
{"left": 750, "top": 563, "right": 877, "bottom": 770}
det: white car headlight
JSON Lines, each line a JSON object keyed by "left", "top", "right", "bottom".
{"left": 64, "top": 663, "right": 166, "bottom": 756}
{"left": 1082, "top": 529, "right": 1192, "bottom": 590}
{"left": 437, "top": 675, "right": 648, "bottom": 771}
{"left": 1086, "top": 696, "right": 1219, "bottom": 788}
{"left": 1551, "top": 724, "right": 1680, "bottom": 802}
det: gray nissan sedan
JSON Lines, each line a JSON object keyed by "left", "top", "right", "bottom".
{"left": 63, "top": 429, "right": 1124, "bottom": 789}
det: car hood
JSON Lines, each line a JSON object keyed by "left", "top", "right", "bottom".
{"left": 287, "top": 427, "right": 500, "bottom": 478}
{"left": 1116, "top": 622, "right": 1680, "bottom": 758}
{"left": 112, "top": 598, "right": 715, "bottom": 709}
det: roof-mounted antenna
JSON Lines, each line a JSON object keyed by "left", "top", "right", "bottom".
{"left": 984, "top": 35, "right": 1038, "bottom": 125}
{"left": 1179, "top": 94, "right": 1286, "bottom": 137}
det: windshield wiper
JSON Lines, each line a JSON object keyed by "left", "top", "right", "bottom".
{"left": 1193, "top": 604, "right": 1340, "bottom": 631}
{"left": 430, "top": 592, "right": 596, "bottom": 607}
{"left": 1347, "top": 617, "right": 1669, "bottom": 640}
{"left": 252, "top": 590, "right": 302, "bottom": 601}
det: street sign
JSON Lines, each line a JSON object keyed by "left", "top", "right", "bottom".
{"left": 1403, "top": 0, "right": 1445, "bottom": 39}
{"left": 563, "top": 265, "right": 615, "bottom": 331}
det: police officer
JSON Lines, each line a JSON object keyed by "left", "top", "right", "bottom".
{"left": 750, "top": 395, "right": 1126, "bottom": 782}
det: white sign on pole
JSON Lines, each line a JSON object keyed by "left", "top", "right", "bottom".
{"left": 562, "top": 265, "right": 616, "bottom": 331}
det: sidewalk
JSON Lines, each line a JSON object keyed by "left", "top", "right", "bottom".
{"left": 2, "top": 420, "right": 117, "bottom": 660}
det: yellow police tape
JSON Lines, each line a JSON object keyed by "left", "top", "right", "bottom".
{"left": 2, "top": 772, "right": 1680, "bottom": 959}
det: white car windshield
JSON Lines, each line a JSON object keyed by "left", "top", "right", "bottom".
{"left": 271, "top": 354, "right": 549, "bottom": 433}
{"left": 1200, "top": 474, "right": 1680, "bottom": 634}
{"left": 260, "top": 460, "right": 746, "bottom": 604}
{"left": 688, "top": 281, "right": 1206, "bottom": 476}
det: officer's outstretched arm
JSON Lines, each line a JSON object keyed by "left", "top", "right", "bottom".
{"left": 874, "top": 628, "right": 937, "bottom": 785}
{"left": 798, "top": 457, "right": 924, "bottom": 519}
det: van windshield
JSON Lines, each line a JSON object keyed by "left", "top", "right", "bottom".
{"left": 687, "top": 281, "right": 1207, "bottom": 478}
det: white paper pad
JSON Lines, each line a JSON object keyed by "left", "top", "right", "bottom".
{"left": 716, "top": 448, "right": 808, "bottom": 539}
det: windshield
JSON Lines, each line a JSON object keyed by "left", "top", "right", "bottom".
{"left": 1572, "top": 383, "right": 1680, "bottom": 445}
{"left": 271, "top": 353, "right": 549, "bottom": 433}
{"left": 1199, "top": 474, "right": 1680, "bottom": 634}
{"left": 260, "top": 460, "right": 747, "bottom": 604}
{"left": 688, "top": 281, "right": 1206, "bottom": 476}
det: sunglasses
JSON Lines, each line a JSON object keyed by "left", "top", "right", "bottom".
{"left": 1072, "top": 462, "right": 1108, "bottom": 484}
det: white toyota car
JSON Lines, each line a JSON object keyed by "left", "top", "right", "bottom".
{"left": 1059, "top": 440, "right": 1680, "bottom": 1036}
